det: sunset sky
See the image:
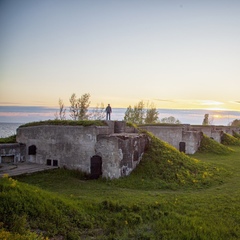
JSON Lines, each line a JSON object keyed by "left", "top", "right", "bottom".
{"left": 1, "top": 0, "right": 240, "bottom": 112}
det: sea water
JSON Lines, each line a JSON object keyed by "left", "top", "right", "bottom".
{"left": 0, "top": 123, "right": 22, "bottom": 138}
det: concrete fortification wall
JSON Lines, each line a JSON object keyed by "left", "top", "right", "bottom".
{"left": 2, "top": 122, "right": 238, "bottom": 178}
{"left": 16, "top": 122, "right": 149, "bottom": 179}
{"left": 139, "top": 125, "right": 240, "bottom": 154}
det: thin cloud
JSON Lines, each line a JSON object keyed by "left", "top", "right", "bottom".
{"left": 197, "top": 100, "right": 223, "bottom": 106}
{"left": 0, "top": 102, "right": 22, "bottom": 105}
{"left": 154, "top": 99, "right": 176, "bottom": 103}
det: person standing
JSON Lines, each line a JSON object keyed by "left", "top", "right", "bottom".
{"left": 105, "top": 104, "right": 112, "bottom": 120}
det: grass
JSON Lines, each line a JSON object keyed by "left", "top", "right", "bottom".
{"left": 19, "top": 119, "right": 107, "bottom": 128}
{"left": 0, "top": 135, "right": 17, "bottom": 143}
{"left": 197, "top": 134, "right": 234, "bottom": 155}
{"left": 221, "top": 133, "right": 240, "bottom": 146}
{"left": 1, "top": 133, "right": 240, "bottom": 239}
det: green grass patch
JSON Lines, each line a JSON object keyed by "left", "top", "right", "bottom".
{"left": 197, "top": 134, "right": 234, "bottom": 155}
{"left": 0, "top": 135, "right": 17, "bottom": 143}
{"left": 221, "top": 133, "right": 240, "bottom": 146}
{"left": 1, "top": 133, "right": 240, "bottom": 239}
{"left": 108, "top": 132, "right": 228, "bottom": 190}
{"left": 19, "top": 120, "right": 107, "bottom": 128}
{"left": 233, "top": 130, "right": 240, "bottom": 139}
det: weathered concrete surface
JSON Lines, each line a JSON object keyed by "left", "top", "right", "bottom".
{"left": 17, "top": 125, "right": 109, "bottom": 172}
{"left": 182, "top": 131, "right": 202, "bottom": 154}
{"left": 16, "top": 124, "right": 149, "bottom": 179}
{"left": 140, "top": 125, "right": 240, "bottom": 154}
{"left": 95, "top": 133, "right": 149, "bottom": 179}
{"left": 0, "top": 143, "right": 26, "bottom": 164}
{"left": 12, "top": 123, "right": 239, "bottom": 178}
{"left": 0, "top": 162, "right": 57, "bottom": 177}
{"left": 140, "top": 125, "right": 183, "bottom": 150}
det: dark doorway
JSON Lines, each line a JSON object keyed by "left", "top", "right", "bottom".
{"left": 90, "top": 155, "right": 102, "bottom": 179}
{"left": 179, "top": 142, "right": 186, "bottom": 153}
{"left": 28, "top": 145, "right": 36, "bottom": 155}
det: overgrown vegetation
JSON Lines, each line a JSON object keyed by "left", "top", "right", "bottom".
{"left": 2, "top": 131, "right": 240, "bottom": 239}
{"left": 0, "top": 134, "right": 16, "bottom": 143}
{"left": 109, "top": 132, "right": 228, "bottom": 190}
{"left": 230, "top": 119, "right": 240, "bottom": 127}
{"left": 19, "top": 120, "right": 107, "bottom": 128}
{"left": 233, "top": 130, "right": 240, "bottom": 139}
{"left": 123, "top": 100, "right": 182, "bottom": 125}
{"left": 197, "top": 134, "right": 234, "bottom": 155}
{"left": 221, "top": 133, "right": 240, "bottom": 146}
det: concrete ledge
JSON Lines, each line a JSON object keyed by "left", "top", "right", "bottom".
{"left": 0, "top": 162, "right": 57, "bottom": 177}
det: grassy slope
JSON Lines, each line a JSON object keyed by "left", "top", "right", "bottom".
{"left": 1, "top": 134, "right": 240, "bottom": 239}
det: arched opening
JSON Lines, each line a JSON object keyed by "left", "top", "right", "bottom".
{"left": 28, "top": 145, "right": 36, "bottom": 155}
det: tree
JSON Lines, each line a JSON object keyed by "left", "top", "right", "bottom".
{"left": 69, "top": 93, "right": 91, "bottom": 120}
{"left": 88, "top": 103, "right": 105, "bottom": 120}
{"left": 160, "top": 116, "right": 181, "bottom": 124}
{"left": 230, "top": 119, "right": 240, "bottom": 127}
{"left": 202, "top": 114, "right": 209, "bottom": 125}
{"left": 79, "top": 93, "right": 91, "bottom": 120}
{"left": 54, "top": 98, "right": 66, "bottom": 120}
{"left": 124, "top": 100, "right": 145, "bottom": 124}
{"left": 145, "top": 103, "right": 159, "bottom": 124}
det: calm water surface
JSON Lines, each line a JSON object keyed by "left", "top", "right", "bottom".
{"left": 0, "top": 123, "right": 22, "bottom": 138}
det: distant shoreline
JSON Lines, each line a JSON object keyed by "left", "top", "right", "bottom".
{"left": 0, "top": 107, "right": 239, "bottom": 125}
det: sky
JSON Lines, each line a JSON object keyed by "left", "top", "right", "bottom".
{"left": 1, "top": 0, "right": 240, "bottom": 114}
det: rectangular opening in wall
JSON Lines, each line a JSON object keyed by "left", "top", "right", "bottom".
{"left": 46, "top": 159, "right": 52, "bottom": 166}
{"left": 53, "top": 160, "right": 58, "bottom": 167}
{"left": 1, "top": 155, "right": 14, "bottom": 163}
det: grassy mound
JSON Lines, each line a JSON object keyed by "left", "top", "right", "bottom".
{"left": 233, "top": 130, "right": 240, "bottom": 139}
{"left": 221, "top": 133, "right": 240, "bottom": 146}
{"left": 0, "top": 175, "right": 93, "bottom": 239}
{"left": 110, "top": 132, "right": 227, "bottom": 190}
{"left": 197, "top": 134, "right": 234, "bottom": 155}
